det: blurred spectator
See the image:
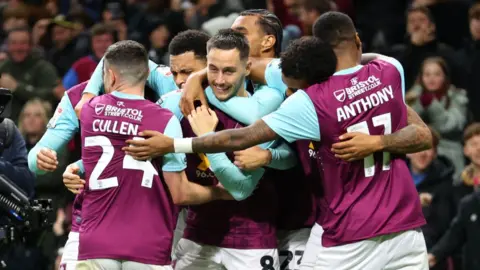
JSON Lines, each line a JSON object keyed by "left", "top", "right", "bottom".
{"left": 44, "top": 15, "right": 88, "bottom": 78}
{"left": 0, "top": 27, "right": 58, "bottom": 123}
{"left": 407, "top": 127, "right": 454, "bottom": 270}
{"left": 147, "top": 19, "right": 171, "bottom": 65}
{"left": 412, "top": 0, "right": 470, "bottom": 50}
{"left": 185, "top": 0, "right": 243, "bottom": 30}
{"left": 428, "top": 124, "right": 480, "bottom": 270}
{"left": 17, "top": 98, "right": 69, "bottom": 270}
{"left": 353, "top": 0, "right": 409, "bottom": 52}
{"left": 31, "top": 17, "right": 51, "bottom": 57}
{"left": 103, "top": 2, "right": 128, "bottom": 41}
{"left": 407, "top": 57, "right": 468, "bottom": 182}
{"left": 391, "top": 6, "right": 463, "bottom": 89}
{"left": 62, "top": 23, "right": 116, "bottom": 90}
{"left": 0, "top": 4, "right": 29, "bottom": 51}
{"left": 458, "top": 3, "right": 480, "bottom": 122}
{"left": 298, "top": 0, "right": 335, "bottom": 35}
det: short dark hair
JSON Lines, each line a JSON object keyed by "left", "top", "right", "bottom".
{"left": 90, "top": 23, "right": 116, "bottom": 38}
{"left": 104, "top": 40, "right": 149, "bottom": 85}
{"left": 280, "top": 36, "right": 337, "bottom": 85}
{"left": 407, "top": 6, "right": 435, "bottom": 24}
{"left": 301, "top": 0, "right": 334, "bottom": 15}
{"left": 239, "top": 9, "right": 283, "bottom": 57}
{"left": 469, "top": 3, "right": 480, "bottom": 21}
{"left": 313, "top": 11, "right": 356, "bottom": 48}
{"left": 207, "top": 28, "right": 249, "bottom": 61}
{"left": 168, "top": 30, "right": 210, "bottom": 60}
{"left": 464, "top": 123, "right": 480, "bottom": 142}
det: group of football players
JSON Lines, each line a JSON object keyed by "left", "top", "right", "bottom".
{"left": 28, "top": 9, "right": 433, "bottom": 270}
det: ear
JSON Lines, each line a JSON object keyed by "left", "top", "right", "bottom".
{"left": 261, "top": 35, "right": 276, "bottom": 53}
{"left": 107, "top": 69, "right": 116, "bottom": 89}
{"left": 355, "top": 32, "right": 362, "bottom": 49}
{"left": 245, "top": 59, "right": 252, "bottom": 77}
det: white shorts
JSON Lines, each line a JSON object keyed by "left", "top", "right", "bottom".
{"left": 172, "top": 209, "right": 187, "bottom": 261}
{"left": 60, "top": 231, "right": 80, "bottom": 270}
{"left": 277, "top": 228, "right": 311, "bottom": 270}
{"left": 75, "top": 259, "right": 172, "bottom": 270}
{"left": 175, "top": 238, "right": 280, "bottom": 270}
{"left": 305, "top": 223, "right": 428, "bottom": 270}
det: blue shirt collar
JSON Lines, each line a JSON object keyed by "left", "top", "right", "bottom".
{"left": 111, "top": 91, "right": 144, "bottom": 100}
{"left": 333, "top": 65, "right": 363, "bottom": 76}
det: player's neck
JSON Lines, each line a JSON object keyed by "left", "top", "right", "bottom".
{"left": 114, "top": 83, "right": 145, "bottom": 98}
{"left": 334, "top": 49, "right": 361, "bottom": 72}
{"left": 236, "top": 85, "right": 248, "bottom": 97}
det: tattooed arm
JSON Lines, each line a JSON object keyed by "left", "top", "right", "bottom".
{"left": 332, "top": 105, "right": 433, "bottom": 161}
{"left": 380, "top": 105, "right": 433, "bottom": 153}
{"left": 192, "top": 120, "right": 279, "bottom": 153}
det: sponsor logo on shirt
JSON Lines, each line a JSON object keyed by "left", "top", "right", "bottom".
{"left": 47, "top": 106, "right": 63, "bottom": 129}
{"left": 95, "top": 103, "right": 144, "bottom": 121}
{"left": 333, "top": 75, "right": 382, "bottom": 102}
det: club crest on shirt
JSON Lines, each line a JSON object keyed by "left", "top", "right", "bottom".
{"left": 95, "top": 103, "right": 106, "bottom": 115}
{"left": 47, "top": 107, "right": 63, "bottom": 129}
{"left": 334, "top": 89, "right": 346, "bottom": 102}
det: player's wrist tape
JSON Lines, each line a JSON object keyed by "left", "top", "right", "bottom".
{"left": 174, "top": 138, "right": 193, "bottom": 153}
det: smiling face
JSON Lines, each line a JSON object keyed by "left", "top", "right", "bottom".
{"left": 207, "top": 48, "right": 250, "bottom": 101}
{"left": 421, "top": 60, "right": 447, "bottom": 92}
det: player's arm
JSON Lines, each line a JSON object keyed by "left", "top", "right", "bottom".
{"left": 161, "top": 115, "right": 234, "bottom": 204}
{"left": 234, "top": 140, "right": 298, "bottom": 171}
{"left": 124, "top": 90, "right": 320, "bottom": 158}
{"left": 75, "top": 58, "right": 176, "bottom": 117}
{"left": 62, "top": 160, "right": 85, "bottom": 194}
{"left": 28, "top": 93, "right": 79, "bottom": 174}
{"left": 205, "top": 85, "right": 285, "bottom": 125}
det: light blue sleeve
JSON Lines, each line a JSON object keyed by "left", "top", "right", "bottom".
{"left": 74, "top": 159, "right": 85, "bottom": 175}
{"left": 265, "top": 58, "right": 288, "bottom": 95}
{"left": 148, "top": 65, "right": 178, "bottom": 97}
{"left": 83, "top": 57, "right": 105, "bottom": 95}
{"left": 157, "top": 91, "right": 183, "bottom": 121}
{"left": 377, "top": 56, "right": 405, "bottom": 101}
{"left": 28, "top": 94, "right": 79, "bottom": 175}
{"left": 267, "top": 141, "right": 297, "bottom": 170}
{"left": 206, "top": 152, "right": 265, "bottom": 201}
{"left": 262, "top": 90, "right": 320, "bottom": 143}
{"left": 162, "top": 116, "right": 187, "bottom": 172}
{"left": 205, "top": 85, "right": 284, "bottom": 125}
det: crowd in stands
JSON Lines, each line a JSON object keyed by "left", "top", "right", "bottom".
{"left": 2, "top": 0, "right": 480, "bottom": 269}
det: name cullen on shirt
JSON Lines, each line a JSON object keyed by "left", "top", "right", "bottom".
{"left": 92, "top": 119, "right": 138, "bottom": 136}
{"left": 337, "top": 85, "right": 394, "bottom": 122}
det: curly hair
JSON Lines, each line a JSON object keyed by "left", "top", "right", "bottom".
{"left": 168, "top": 30, "right": 211, "bottom": 60}
{"left": 280, "top": 36, "right": 337, "bottom": 86}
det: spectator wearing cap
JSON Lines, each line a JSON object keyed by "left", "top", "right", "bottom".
{"left": 407, "top": 127, "right": 455, "bottom": 270}
{"left": 62, "top": 23, "right": 116, "bottom": 90}
{"left": 0, "top": 27, "right": 57, "bottom": 123}
{"left": 457, "top": 3, "right": 480, "bottom": 123}
{"left": 44, "top": 14, "right": 87, "bottom": 78}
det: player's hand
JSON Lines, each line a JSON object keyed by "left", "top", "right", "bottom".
{"left": 123, "top": 130, "right": 174, "bottom": 160}
{"left": 234, "top": 146, "right": 272, "bottom": 170}
{"left": 188, "top": 106, "right": 218, "bottom": 136}
{"left": 37, "top": 148, "right": 58, "bottom": 172}
{"left": 331, "top": 132, "right": 383, "bottom": 162}
{"left": 74, "top": 93, "right": 96, "bottom": 118}
{"left": 428, "top": 254, "right": 437, "bottom": 267}
{"left": 180, "top": 69, "right": 209, "bottom": 116}
{"left": 63, "top": 163, "right": 85, "bottom": 194}
{"left": 419, "top": 192, "right": 433, "bottom": 206}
